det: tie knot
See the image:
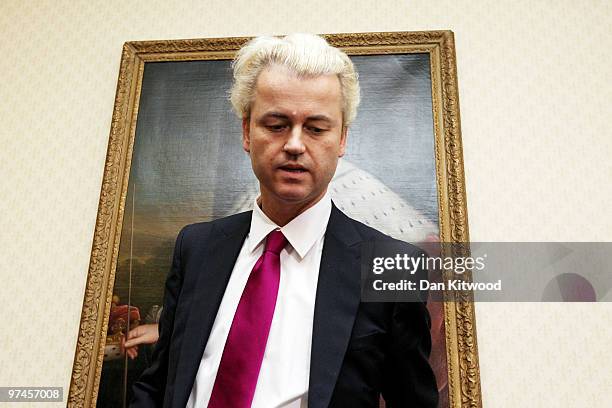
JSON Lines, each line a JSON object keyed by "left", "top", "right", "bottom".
{"left": 264, "top": 230, "right": 287, "bottom": 255}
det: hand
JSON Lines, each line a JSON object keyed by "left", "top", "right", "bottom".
{"left": 121, "top": 323, "right": 160, "bottom": 360}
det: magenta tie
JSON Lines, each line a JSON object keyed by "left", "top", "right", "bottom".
{"left": 208, "top": 230, "right": 288, "bottom": 408}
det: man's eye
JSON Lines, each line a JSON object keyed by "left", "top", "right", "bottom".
{"left": 266, "top": 125, "right": 286, "bottom": 132}
{"left": 308, "top": 126, "right": 325, "bottom": 134}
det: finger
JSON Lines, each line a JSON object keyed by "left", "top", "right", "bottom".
{"left": 127, "top": 326, "right": 141, "bottom": 340}
{"left": 124, "top": 338, "right": 141, "bottom": 348}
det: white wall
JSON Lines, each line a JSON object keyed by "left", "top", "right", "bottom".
{"left": 1, "top": 1, "right": 611, "bottom": 406}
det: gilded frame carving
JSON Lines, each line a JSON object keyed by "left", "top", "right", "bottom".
{"left": 69, "top": 31, "right": 481, "bottom": 407}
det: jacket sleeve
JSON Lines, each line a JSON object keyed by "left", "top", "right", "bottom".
{"left": 129, "top": 225, "right": 188, "bottom": 407}
{"left": 381, "top": 248, "right": 439, "bottom": 408}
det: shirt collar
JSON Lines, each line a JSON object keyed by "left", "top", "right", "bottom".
{"left": 248, "top": 191, "right": 332, "bottom": 259}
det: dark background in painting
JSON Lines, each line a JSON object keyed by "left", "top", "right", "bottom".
{"left": 100, "top": 54, "right": 443, "bottom": 406}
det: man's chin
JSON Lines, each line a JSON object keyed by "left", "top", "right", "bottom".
{"left": 269, "top": 187, "right": 320, "bottom": 205}
{"left": 274, "top": 191, "right": 311, "bottom": 203}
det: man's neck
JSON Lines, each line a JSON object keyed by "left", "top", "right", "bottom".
{"left": 258, "top": 191, "right": 327, "bottom": 227}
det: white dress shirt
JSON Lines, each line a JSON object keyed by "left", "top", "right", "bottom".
{"left": 186, "top": 192, "right": 332, "bottom": 408}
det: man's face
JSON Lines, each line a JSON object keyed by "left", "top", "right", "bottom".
{"left": 242, "top": 64, "right": 347, "bottom": 209}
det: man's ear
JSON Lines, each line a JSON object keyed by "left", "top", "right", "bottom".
{"left": 338, "top": 126, "right": 348, "bottom": 157}
{"left": 242, "top": 117, "right": 250, "bottom": 153}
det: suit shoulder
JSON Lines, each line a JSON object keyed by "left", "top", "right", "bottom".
{"left": 179, "top": 210, "right": 252, "bottom": 242}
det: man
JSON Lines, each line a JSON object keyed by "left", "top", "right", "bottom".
{"left": 130, "top": 33, "right": 438, "bottom": 408}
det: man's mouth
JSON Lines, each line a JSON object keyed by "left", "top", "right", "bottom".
{"left": 279, "top": 165, "right": 307, "bottom": 173}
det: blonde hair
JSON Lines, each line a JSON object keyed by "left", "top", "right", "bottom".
{"left": 230, "top": 33, "right": 360, "bottom": 126}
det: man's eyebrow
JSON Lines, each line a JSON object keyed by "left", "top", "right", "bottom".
{"left": 258, "top": 112, "right": 335, "bottom": 125}
{"left": 259, "top": 112, "right": 289, "bottom": 121}
{"left": 306, "top": 115, "right": 334, "bottom": 124}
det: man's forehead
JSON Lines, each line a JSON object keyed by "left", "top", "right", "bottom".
{"left": 254, "top": 65, "right": 341, "bottom": 96}
{"left": 250, "top": 65, "right": 343, "bottom": 118}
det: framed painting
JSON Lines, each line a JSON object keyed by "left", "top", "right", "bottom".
{"left": 69, "top": 31, "right": 481, "bottom": 407}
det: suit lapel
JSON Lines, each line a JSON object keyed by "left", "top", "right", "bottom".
{"left": 172, "top": 213, "right": 251, "bottom": 408}
{"left": 308, "top": 204, "right": 362, "bottom": 408}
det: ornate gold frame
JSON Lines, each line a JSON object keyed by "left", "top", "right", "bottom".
{"left": 69, "top": 31, "right": 481, "bottom": 407}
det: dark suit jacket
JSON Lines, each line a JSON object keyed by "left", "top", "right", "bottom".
{"left": 130, "top": 203, "right": 438, "bottom": 408}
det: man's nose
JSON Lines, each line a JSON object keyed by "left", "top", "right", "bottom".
{"left": 283, "top": 126, "right": 306, "bottom": 155}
